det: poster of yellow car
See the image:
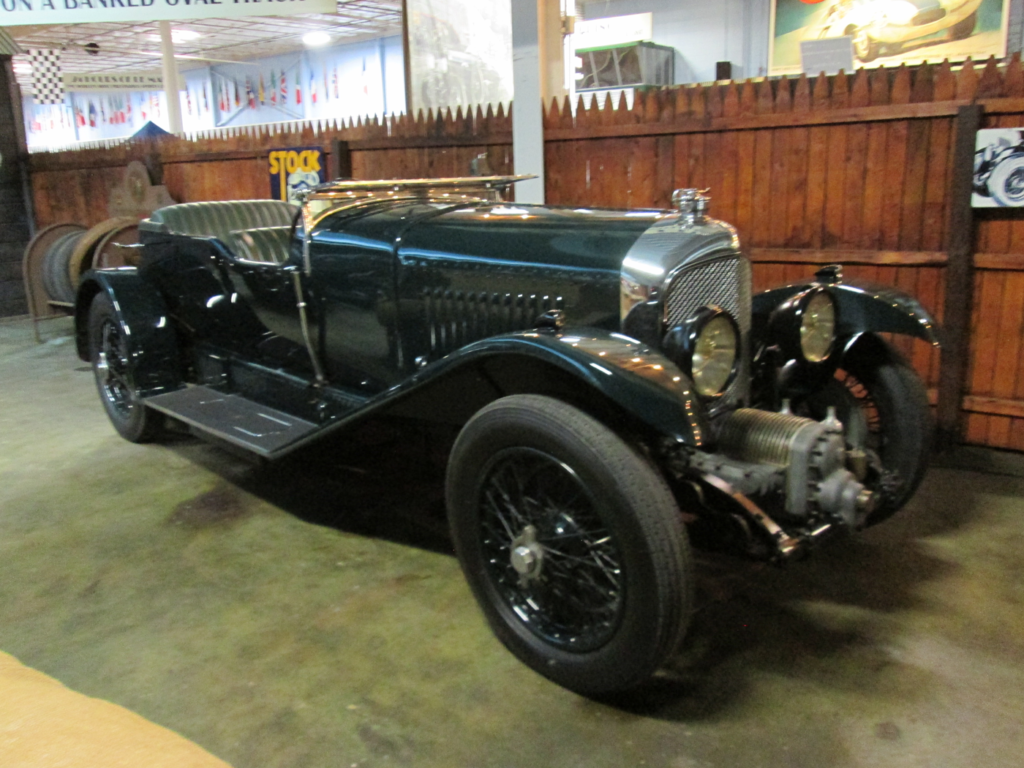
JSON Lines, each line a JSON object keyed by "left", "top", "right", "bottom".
{"left": 769, "top": 0, "right": 1009, "bottom": 75}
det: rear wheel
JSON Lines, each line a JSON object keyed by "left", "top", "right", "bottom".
{"left": 987, "top": 155, "right": 1024, "bottom": 207}
{"left": 88, "top": 293, "right": 163, "bottom": 442}
{"left": 446, "top": 395, "right": 693, "bottom": 696}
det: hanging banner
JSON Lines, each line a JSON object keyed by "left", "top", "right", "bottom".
{"left": 268, "top": 147, "right": 326, "bottom": 204}
{"left": 0, "top": 0, "right": 337, "bottom": 27}
{"left": 769, "top": 0, "right": 1010, "bottom": 76}
{"left": 211, "top": 54, "right": 302, "bottom": 127}
{"left": 64, "top": 72, "right": 164, "bottom": 92}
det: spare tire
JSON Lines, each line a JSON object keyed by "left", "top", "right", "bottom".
{"left": 42, "top": 230, "right": 84, "bottom": 304}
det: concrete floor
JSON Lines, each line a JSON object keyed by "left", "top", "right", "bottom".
{"left": 2, "top": 315, "right": 1024, "bottom": 768}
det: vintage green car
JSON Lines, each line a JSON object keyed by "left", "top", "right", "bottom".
{"left": 74, "top": 176, "right": 939, "bottom": 696}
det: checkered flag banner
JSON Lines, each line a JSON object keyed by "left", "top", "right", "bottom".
{"left": 28, "top": 49, "right": 64, "bottom": 106}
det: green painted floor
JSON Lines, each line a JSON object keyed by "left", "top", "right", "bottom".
{"left": 2, "top": 315, "right": 1023, "bottom": 768}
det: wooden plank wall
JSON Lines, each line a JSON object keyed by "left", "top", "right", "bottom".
{"left": 28, "top": 106, "right": 515, "bottom": 228}
{"left": 968, "top": 105, "right": 1024, "bottom": 450}
{"left": 26, "top": 56, "right": 1024, "bottom": 451}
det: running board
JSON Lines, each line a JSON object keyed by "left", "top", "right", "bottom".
{"left": 145, "top": 386, "right": 320, "bottom": 458}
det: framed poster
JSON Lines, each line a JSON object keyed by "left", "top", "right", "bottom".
{"left": 212, "top": 56, "right": 302, "bottom": 128}
{"left": 406, "top": 0, "right": 513, "bottom": 114}
{"left": 769, "top": 0, "right": 1010, "bottom": 76}
{"left": 973, "top": 128, "right": 1024, "bottom": 207}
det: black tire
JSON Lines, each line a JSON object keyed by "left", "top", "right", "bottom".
{"left": 446, "top": 394, "right": 693, "bottom": 696}
{"left": 42, "top": 231, "right": 82, "bottom": 304}
{"left": 853, "top": 27, "right": 879, "bottom": 63}
{"left": 799, "top": 336, "right": 932, "bottom": 526}
{"left": 987, "top": 155, "right": 1024, "bottom": 207}
{"left": 951, "top": 11, "right": 977, "bottom": 41}
{"left": 87, "top": 292, "right": 163, "bottom": 443}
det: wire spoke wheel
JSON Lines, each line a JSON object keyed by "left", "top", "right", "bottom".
{"left": 478, "top": 447, "right": 623, "bottom": 651}
{"left": 87, "top": 292, "right": 163, "bottom": 443}
{"left": 447, "top": 394, "right": 693, "bottom": 696}
{"left": 987, "top": 156, "right": 1024, "bottom": 206}
{"left": 1001, "top": 166, "right": 1024, "bottom": 203}
{"left": 96, "top": 317, "right": 136, "bottom": 421}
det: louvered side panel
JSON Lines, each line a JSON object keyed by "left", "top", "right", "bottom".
{"left": 423, "top": 289, "right": 566, "bottom": 355}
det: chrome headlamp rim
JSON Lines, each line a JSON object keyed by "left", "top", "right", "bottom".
{"left": 663, "top": 305, "right": 741, "bottom": 399}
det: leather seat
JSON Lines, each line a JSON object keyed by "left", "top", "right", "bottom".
{"left": 140, "top": 200, "right": 298, "bottom": 251}
{"left": 227, "top": 226, "right": 294, "bottom": 265}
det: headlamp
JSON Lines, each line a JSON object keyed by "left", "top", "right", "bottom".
{"left": 769, "top": 286, "right": 838, "bottom": 365}
{"left": 663, "top": 305, "right": 740, "bottom": 398}
{"left": 799, "top": 290, "right": 837, "bottom": 363}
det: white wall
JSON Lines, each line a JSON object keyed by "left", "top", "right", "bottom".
{"left": 1009, "top": 0, "right": 1024, "bottom": 53}
{"left": 579, "top": 0, "right": 771, "bottom": 84}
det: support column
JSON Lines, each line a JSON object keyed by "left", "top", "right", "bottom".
{"left": 0, "top": 55, "right": 31, "bottom": 317}
{"left": 511, "top": 1, "right": 544, "bottom": 203}
{"left": 159, "top": 21, "right": 183, "bottom": 134}
{"left": 936, "top": 104, "right": 982, "bottom": 450}
{"left": 538, "top": 0, "right": 567, "bottom": 107}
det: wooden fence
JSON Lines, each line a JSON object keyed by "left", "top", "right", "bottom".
{"left": 27, "top": 55, "right": 1024, "bottom": 451}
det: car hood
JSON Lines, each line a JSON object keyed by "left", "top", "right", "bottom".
{"left": 395, "top": 203, "right": 661, "bottom": 273}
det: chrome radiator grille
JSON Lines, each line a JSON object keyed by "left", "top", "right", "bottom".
{"left": 664, "top": 253, "right": 752, "bottom": 408}
{"left": 664, "top": 253, "right": 751, "bottom": 334}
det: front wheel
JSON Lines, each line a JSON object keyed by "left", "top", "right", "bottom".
{"left": 88, "top": 292, "right": 163, "bottom": 443}
{"left": 446, "top": 395, "right": 693, "bottom": 696}
{"left": 853, "top": 27, "right": 880, "bottom": 63}
{"left": 798, "top": 336, "right": 932, "bottom": 525}
{"left": 987, "top": 155, "right": 1024, "bottom": 207}
{"left": 951, "top": 11, "right": 977, "bottom": 41}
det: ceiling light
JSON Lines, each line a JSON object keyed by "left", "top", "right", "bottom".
{"left": 302, "top": 31, "right": 331, "bottom": 47}
{"left": 145, "top": 29, "right": 201, "bottom": 44}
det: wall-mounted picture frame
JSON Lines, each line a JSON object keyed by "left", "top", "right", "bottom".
{"left": 769, "top": 0, "right": 1010, "bottom": 76}
{"left": 974, "top": 128, "right": 1024, "bottom": 207}
{"left": 406, "top": 0, "right": 513, "bottom": 114}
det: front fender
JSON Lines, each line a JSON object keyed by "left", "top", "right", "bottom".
{"left": 752, "top": 271, "right": 941, "bottom": 348}
{"left": 384, "top": 328, "right": 712, "bottom": 447}
{"left": 75, "top": 269, "right": 182, "bottom": 397}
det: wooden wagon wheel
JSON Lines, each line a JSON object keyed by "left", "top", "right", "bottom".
{"left": 92, "top": 221, "right": 142, "bottom": 269}
{"left": 68, "top": 217, "right": 138, "bottom": 289}
{"left": 22, "top": 223, "right": 87, "bottom": 319}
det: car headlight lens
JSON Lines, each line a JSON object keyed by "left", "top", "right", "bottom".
{"left": 692, "top": 314, "right": 738, "bottom": 396}
{"left": 663, "top": 306, "right": 740, "bottom": 398}
{"left": 799, "top": 290, "right": 836, "bottom": 363}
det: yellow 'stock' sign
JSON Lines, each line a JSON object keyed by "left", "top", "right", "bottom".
{"left": 268, "top": 147, "right": 325, "bottom": 204}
